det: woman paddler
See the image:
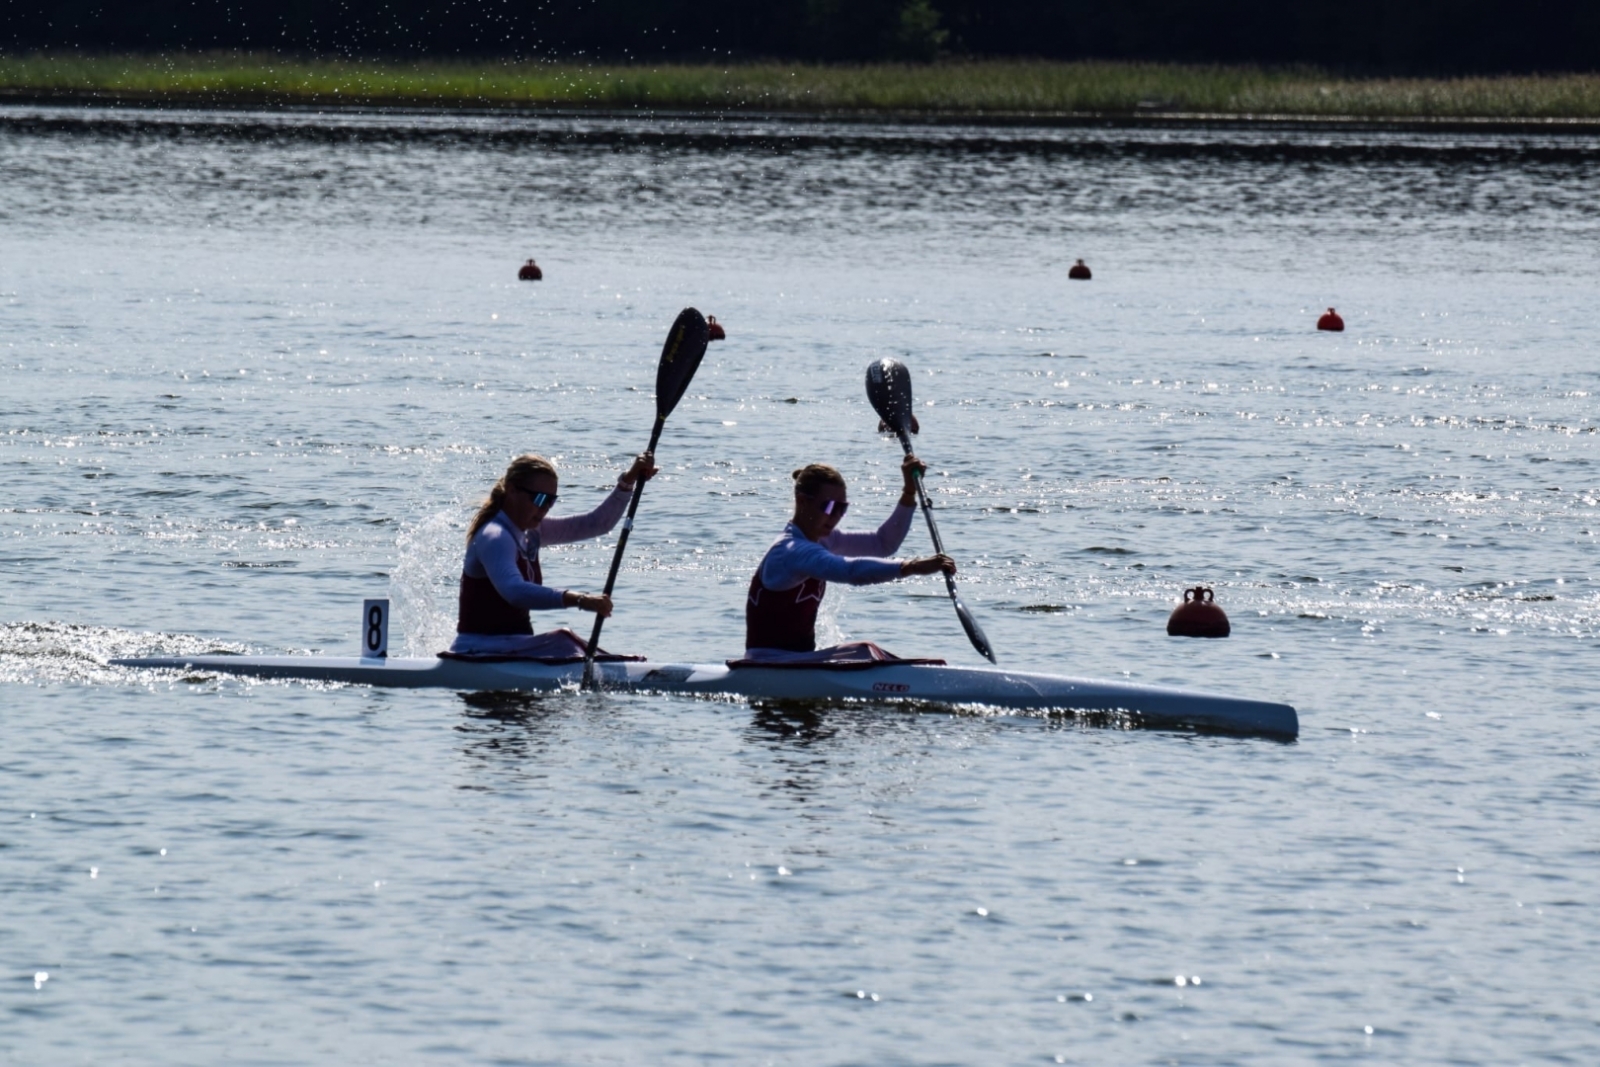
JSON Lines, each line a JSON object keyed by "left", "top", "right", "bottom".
{"left": 450, "top": 452, "right": 657, "bottom": 657}
{"left": 745, "top": 457, "right": 956, "bottom": 661}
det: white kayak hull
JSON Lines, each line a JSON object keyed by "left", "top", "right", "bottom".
{"left": 113, "top": 654, "right": 1299, "bottom": 739}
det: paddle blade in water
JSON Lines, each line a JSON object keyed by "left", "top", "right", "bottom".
{"left": 865, "top": 357, "right": 915, "bottom": 438}
{"left": 654, "top": 308, "right": 711, "bottom": 420}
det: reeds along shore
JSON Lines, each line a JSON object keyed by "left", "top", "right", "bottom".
{"left": 4, "top": 54, "right": 1600, "bottom": 119}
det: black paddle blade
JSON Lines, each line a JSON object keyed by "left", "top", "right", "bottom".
{"left": 655, "top": 308, "right": 711, "bottom": 421}
{"left": 951, "top": 588, "right": 998, "bottom": 664}
{"left": 865, "top": 357, "right": 915, "bottom": 437}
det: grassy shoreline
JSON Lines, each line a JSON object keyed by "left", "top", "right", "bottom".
{"left": 4, "top": 54, "right": 1600, "bottom": 121}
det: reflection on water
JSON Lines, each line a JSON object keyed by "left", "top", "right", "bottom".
{"left": 745, "top": 703, "right": 842, "bottom": 807}
{"left": 747, "top": 702, "right": 836, "bottom": 745}
{"left": 453, "top": 690, "right": 580, "bottom": 780}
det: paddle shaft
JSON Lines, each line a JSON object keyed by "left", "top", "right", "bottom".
{"left": 892, "top": 427, "right": 997, "bottom": 663}
{"left": 581, "top": 415, "right": 665, "bottom": 687}
{"left": 893, "top": 428, "right": 951, "bottom": 581}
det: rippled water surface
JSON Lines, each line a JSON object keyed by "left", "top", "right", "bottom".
{"left": 3, "top": 106, "right": 1599, "bottom": 1063}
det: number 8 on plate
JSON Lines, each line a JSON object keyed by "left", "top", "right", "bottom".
{"left": 361, "top": 599, "right": 390, "bottom": 659}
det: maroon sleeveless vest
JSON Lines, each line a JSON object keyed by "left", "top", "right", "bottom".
{"left": 457, "top": 546, "right": 542, "bottom": 636}
{"left": 745, "top": 570, "right": 826, "bottom": 652}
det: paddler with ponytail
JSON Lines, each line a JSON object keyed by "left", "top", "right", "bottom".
{"left": 744, "top": 456, "right": 956, "bottom": 661}
{"left": 449, "top": 451, "right": 657, "bottom": 657}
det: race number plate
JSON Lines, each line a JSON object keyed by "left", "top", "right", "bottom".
{"left": 361, "top": 598, "right": 390, "bottom": 659}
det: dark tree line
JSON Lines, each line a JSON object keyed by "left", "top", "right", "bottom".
{"left": 4, "top": 0, "right": 1597, "bottom": 73}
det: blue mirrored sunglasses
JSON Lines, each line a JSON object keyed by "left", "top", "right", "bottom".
{"left": 802, "top": 492, "right": 849, "bottom": 517}
{"left": 517, "top": 486, "right": 558, "bottom": 509}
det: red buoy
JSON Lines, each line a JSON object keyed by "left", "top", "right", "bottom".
{"left": 707, "top": 315, "right": 726, "bottom": 341}
{"left": 1317, "top": 307, "right": 1344, "bottom": 332}
{"left": 1068, "top": 259, "right": 1092, "bottom": 280}
{"left": 1166, "top": 586, "right": 1230, "bottom": 638}
{"left": 518, "top": 259, "right": 543, "bottom": 281}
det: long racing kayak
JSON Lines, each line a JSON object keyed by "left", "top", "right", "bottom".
{"left": 112, "top": 653, "right": 1299, "bottom": 739}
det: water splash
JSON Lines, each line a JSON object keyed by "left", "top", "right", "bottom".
{"left": 392, "top": 508, "right": 467, "bottom": 657}
{"left": 0, "top": 621, "right": 245, "bottom": 687}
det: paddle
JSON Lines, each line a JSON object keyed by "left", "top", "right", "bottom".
{"left": 865, "top": 357, "right": 997, "bottom": 664}
{"left": 581, "top": 308, "right": 711, "bottom": 690}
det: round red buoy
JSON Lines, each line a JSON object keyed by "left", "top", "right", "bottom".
{"left": 518, "top": 259, "right": 543, "bottom": 281}
{"left": 1317, "top": 307, "right": 1344, "bottom": 332}
{"left": 1068, "top": 259, "right": 1092, "bottom": 280}
{"left": 707, "top": 315, "right": 726, "bottom": 341}
{"left": 1166, "top": 586, "right": 1231, "bottom": 638}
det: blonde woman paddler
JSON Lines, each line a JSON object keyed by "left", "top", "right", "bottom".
{"left": 743, "top": 456, "right": 955, "bottom": 662}
{"left": 449, "top": 452, "right": 657, "bottom": 657}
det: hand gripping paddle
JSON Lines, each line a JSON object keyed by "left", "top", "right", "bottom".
{"left": 582, "top": 308, "right": 711, "bottom": 689}
{"left": 866, "top": 357, "right": 997, "bottom": 664}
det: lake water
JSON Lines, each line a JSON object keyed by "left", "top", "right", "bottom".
{"left": 2, "top": 105, "right": 1598, "bottom": 1063}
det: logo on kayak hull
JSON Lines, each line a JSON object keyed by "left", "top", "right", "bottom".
{"left": 872, "top": 682, "right": 910, "bottom": 693}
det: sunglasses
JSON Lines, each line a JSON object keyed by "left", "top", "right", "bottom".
{"left": 516, "top": 486, "right": 558, "bottom": 509}
{"left": 801, "top": 492, "right": 849, "bottom": 518}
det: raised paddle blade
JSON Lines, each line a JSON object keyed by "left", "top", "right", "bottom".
{"left": 654, "top": 308, "right": 711, "bottom": 423}
{"left": 865, "top": 357, "right": 915, "bottom": 440}
{"left": 581, "top": 307, "right": 711, "bottom": 691}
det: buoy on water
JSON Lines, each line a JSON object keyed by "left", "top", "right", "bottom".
{"left": 1317, "top": 307, "right": 1344, "bottom": 332}
{"left": 518, "top": 259, "right": 543, "bottom": 281}
{"left": 1167, "top": 586, "right": 1231, "bottom": 638}
{"left": 707, "top": 315, "right": 726, "bottom": 341}
{"left": 1068, "top": 259, "right": 1092, "bottom": 280}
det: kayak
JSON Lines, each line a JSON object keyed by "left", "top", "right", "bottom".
{"left": 111, "top": 652, "right": 1299, "bottom": 739}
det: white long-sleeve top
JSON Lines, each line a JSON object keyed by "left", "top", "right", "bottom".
{"left": 462, "top": 488, "right": 631, "bottom": 612}
{"left": 755, "top": 502, "right": 916, "bottom": 590}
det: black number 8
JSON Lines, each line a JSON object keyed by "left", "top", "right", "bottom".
{"left": 367, "top": 606, "right": 384, "bottom": 650}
